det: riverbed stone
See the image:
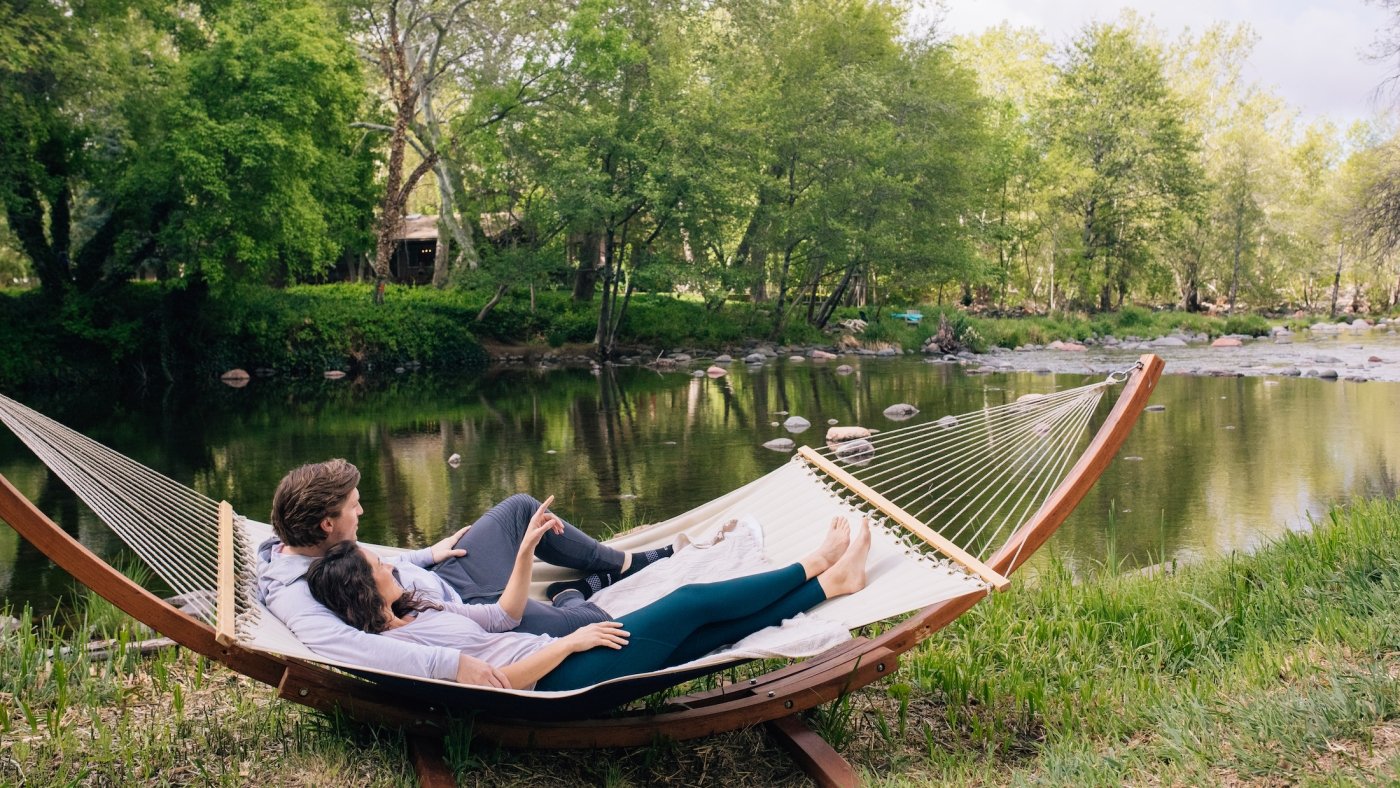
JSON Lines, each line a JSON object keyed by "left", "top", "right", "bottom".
{"left": 714, "top": 354, "right": 733, "bottom": 363}
{"left": 706, "top": 365, "right": 727, "bottom": 377}
{"left": 1145, "top": 404, "right": 1166, "bottom": 412}
{"left": 1369, "top": 355, "right": 1384, "bottom": 363}
{"left": 836, "top": 364, "right": 854, "bottom": 375}
{"left": 883, "top": 403, "right": 919, "bottom": 420}
{"left": 1318, "top": 369, "right": 1339, "bottom": 379}
{"left": 744, "top": 353, "right": 765, "bottom": 364}
{"left": 810, "top": 349, "right": 838, "bottom": 360}
{"left": 833, "top": 438, "right": 875, "bottom": 460}
{"left": 324, "top": 370, "right": 347, "bottom": 379}
{"left": 789, "top": 355, "right": 806, "bottom": 363}
{"left": 783, "top": 416, "right": 811, "bottom": 432}
{"left": 1280, "top": 367, "right": 1301, "bottom": 376}
{"left": 826, "top": 426, "right": 872, "bottom": 445}
{"left": 762, "top": 437, "right": 795, "bottom": 451}
{"left": 1151, "top": 336, "right": 1188, "bottom": 347}
{"left": 1211, "top": 337, "right": 1242, "bottom": 347}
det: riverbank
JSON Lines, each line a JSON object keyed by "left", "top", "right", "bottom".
{"left": 10, "top": 280, "right": 1394, "bottom": 393}
{"left": 5, "top": 497, "right": 1397, "bottom": 785}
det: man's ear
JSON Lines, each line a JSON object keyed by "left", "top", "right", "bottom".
{"left": 318, "top": 517, "right": 335, "bottom": 537}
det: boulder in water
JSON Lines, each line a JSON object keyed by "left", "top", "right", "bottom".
{"left": 883, "top": 403, "right": 919, "bottom": 420}
{"left": 763, "top": 437, "right": 795, "bottom": 451}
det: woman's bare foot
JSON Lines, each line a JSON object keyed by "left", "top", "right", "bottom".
{"left": 818, "top": 517, "right": 871, "bottom": 598}
{"left": 674, "top": 533, "right": 692, "bottom": 552}
{"left": 694, "top": 519, "right": 741, "bottom": 550}
{"left": 800, "top": 516, "right": 851, "bottom": 579}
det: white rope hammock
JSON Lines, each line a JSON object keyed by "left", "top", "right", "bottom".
{"left": 0, "top": 372, "right": 1121, "bottom": 694}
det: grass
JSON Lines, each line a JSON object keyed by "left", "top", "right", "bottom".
{"left": 4, "top": 498, "right": 1399, "bottom": 785}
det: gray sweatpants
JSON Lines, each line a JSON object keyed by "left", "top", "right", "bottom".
{"left": 431, "top": 494, "right": 620, "bottom": 636}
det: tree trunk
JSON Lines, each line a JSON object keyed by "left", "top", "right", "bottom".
{"left": 573, "top": 232, "right": 600, "bottom": 301}
{"left": 1329, "top": 241, "right": 1343, "bottom": 318}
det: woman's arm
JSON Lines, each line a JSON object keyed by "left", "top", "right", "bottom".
{"left": 496, "top": 495, "right": 562, "bottom": 620}
{"left": 500, "top": 622, "right": 629, "bottom": 688}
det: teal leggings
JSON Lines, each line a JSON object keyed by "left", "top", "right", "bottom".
{"left": 533, "top": 563, "right": 827, "bottom": 691}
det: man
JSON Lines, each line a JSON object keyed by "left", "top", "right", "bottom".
{"left": 256, "top": 459, "right": 675, "bottom": 687}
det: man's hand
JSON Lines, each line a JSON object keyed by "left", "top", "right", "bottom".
{"left": 456, "top": 654, "right": 510, "bottom": 688}
{"left": 430, "top": 524, "right": 471, "bottom": 564}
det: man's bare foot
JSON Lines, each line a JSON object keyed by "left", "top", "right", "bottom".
{"left": 800, "top": 516, "right": 851, "bottom": 579}
{"left": 818, "top": 517, "right": 871, "bottom": 598}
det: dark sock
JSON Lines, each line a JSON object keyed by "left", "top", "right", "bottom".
{"left": 621, "top": 546, "right": 673, "bottom": 578}
{"left": 545, "top": 545, "right": 675, "bottom": 601}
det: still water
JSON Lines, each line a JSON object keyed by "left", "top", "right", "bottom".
{"left": 2, "top": 356, "right": 1398, "bottom": 615}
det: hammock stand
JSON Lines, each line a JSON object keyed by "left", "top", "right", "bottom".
{"left": 0, "top": 354, "right": 1163, "bottom": 787}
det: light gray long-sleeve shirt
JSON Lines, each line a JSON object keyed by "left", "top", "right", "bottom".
{"left": 383, "top": 601, "right": 555, "bottom": 689}
{"left": 255, "top": 537, "right": 466, "bottom": 681}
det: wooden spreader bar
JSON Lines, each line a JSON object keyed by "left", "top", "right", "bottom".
{"left": 215, "top": 501, "right": 236, "bottom": 647}
{"left": 797, "top": 446, "right": 1011, "bottom": 591}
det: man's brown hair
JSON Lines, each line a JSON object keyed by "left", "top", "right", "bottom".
{"left": 270, "top": 459, "right": 360, "bottom": 547}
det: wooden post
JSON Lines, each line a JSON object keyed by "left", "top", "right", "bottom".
{"left": 767, "top": 714, "right": 859, "bottom": 788}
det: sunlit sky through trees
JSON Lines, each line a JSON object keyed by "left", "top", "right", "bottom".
{"left": 930, "top": 0, "right": 1394, "bottom": 132}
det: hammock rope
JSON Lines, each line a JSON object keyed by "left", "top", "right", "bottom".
{"left": 0, "top": 367, "right": 1129, "bottom": 655}
{"left": 0, "top": 395, "right": 261, "bottom": 631}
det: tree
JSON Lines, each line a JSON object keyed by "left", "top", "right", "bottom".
{"left": 1042, "top": 22, "right": 1202, "bottom": 311}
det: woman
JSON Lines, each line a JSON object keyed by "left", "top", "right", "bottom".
{"left": 305, "top": 497, "right": 871, "bottom": 691}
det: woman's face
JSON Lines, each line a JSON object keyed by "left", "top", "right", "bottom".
{"left": 360, "top": 547, "right": 402, "bottom": 604}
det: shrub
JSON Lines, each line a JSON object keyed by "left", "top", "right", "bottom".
{"left": 1221, "top": 314, "right": 1271, "bottom": 337}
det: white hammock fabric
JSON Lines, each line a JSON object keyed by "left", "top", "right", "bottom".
{"left": 0, "top": 376, "right": 1113, "bottom": 697}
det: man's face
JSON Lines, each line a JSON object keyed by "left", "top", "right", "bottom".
{"left": 322, "top": 487, "right": 363, "bottom": 545}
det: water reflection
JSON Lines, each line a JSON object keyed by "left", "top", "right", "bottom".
{"left": 2, "top": 360, "right": 1398, "bottom": 614}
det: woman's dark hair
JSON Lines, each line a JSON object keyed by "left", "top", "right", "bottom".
{"left": 305, "top": 541, "right": 440, "bottom": 634}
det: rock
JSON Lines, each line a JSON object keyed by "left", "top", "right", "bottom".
{"left": 936, "top": 415, "right": 959, "bottom": 429}
{"left": 883, "top": 403, "right": 919, "bottom": 420}
{"left": 1313, "top": 355, "right": 1342, "bottom": 364}
{"left": 836, "top": 364, "right": 854, "bottom": 375}
{"left": 762, "top": 438, "right": 795, "bottom": 451}
{"left": 1351, "top": 319, "right": 1372, "bottom": 328}
{"left": 1274, "top": 336, "right": 1293, "bottom": 344}
{"left": 1318, "top": 369, "right": 1339, "bottom": 379}
{"left": 810, "top": 349, "right": 838, "bottom": 361}
{"left": 1048, "top": 340, "right": 1087, "bottom": 351}
{"left": 1150, "top": 336, "right": 1188, "bottom": 347}
{"left": 1145, "top": 405, "right": 1167, "bottom": 412}
{"left": 1211, "top": 337, "right": 1242, "bottom": 348}
{"left": 744, "top": 353, "right": 766, "bottom": 364}
{"left": 447, "top": 453, "right": 462, "bottom": 467}
{"left": 395, "top": 366, "right": 406, "bottom": 374}
{"left": 220, "top": 368, "right": 251, "bottom": 381}
{"left": 1280, "top": 367, "right": 1301, "bottom": 376}
{"left": 0, "top": 615, "right": 20, "bottom": 635}
{"left": 324, "top": 370, "right": 347, "bottom": 380}
{"left": 706, "top": 366, "right": 727, "bottom": 377}
{"left": 826, "top": 426, "right": 872, "bottom": 446}
{"left": 783, "top": 416, "right": 811, "bottom": 432}
{"left": 827, "top": 418, "right": 839, "bottom": 425}
{"left": 671, "top": 353, "right": 693, "bottom": 363}
{"left": 771, "top": 421, "right": 779, "bottom": 427}
{"left": 758, "top": 346, "right": 779, "bottom": 358}
{"left": 789, "top": 355, "right": 806, "bottom": 363}
{"left": 714, "top": 354, "right": 733, "bottom": 363}
{"left": 692, "top": 370, "right": 705, "bottom": 377}
{"left": 876, "top": 347, "right": 900, "bottom": 357}
{"left": 832, "top": 438, "right": 875, "bottom": 460}
{"left": 1344, "top": 375, "right": 1369, "bottom": 382}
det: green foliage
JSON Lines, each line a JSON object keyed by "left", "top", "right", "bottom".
{"left": 1221, "top": 313, "right": 1271, "bottom": 337}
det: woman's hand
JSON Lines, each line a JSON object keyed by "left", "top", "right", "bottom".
{"left": 519, "top": 495, "right": 562, "bottom": 555}
{"left": 562, "top": 621, "right": 629, "bottom": 653}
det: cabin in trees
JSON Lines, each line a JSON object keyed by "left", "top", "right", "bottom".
{"left": 388, "top": 212, "right": 525, "bottom": 284}
{"left": 389, "top": 214, "right": 438, "bottom": 284}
